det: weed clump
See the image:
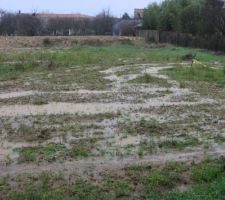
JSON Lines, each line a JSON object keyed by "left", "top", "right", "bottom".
{"left": 182, "top": 53, "right": 196, "bottom": 60}
{"left": 69, "top": 140, "right": 97, "bottom": 158}
{"left": 43, "top": 37, "right": 51, "bottom": 46}
{"left": 129, "top": 74, "right": 171, "bottom": 87}
{"left": 119, "top": 118, "right": 170, "bottom": 136}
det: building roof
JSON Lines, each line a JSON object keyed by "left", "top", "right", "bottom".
{"left": 134, "top": 8, "right": 145, "bottom": 19}
{"left": 36, "top": 13, "right": 93, "bottom": 19}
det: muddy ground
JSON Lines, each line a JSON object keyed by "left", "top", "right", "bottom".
{"left": 0, "top": 43, "right": 225, "bottom": 199}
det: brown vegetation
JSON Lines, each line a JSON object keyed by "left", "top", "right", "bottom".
{"left": 0, "top": 36, "right": 144, "bottom": 48}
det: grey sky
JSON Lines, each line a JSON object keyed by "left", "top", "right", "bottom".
{"left": 1, "top": 0, "right": 161, "bottom": 17}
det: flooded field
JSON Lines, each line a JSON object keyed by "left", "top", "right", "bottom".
{"left": 0, "top": 40, "right": 225, "bottom": 199}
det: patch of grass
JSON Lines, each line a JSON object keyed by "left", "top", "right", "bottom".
{"left": 165, "top": 65, "right": 225, "bottom": 86}
{"left": 0, "top": 59, "right": 41, "bottom": 81}
{"left": 0, "top": 177, "right": 8, "bottom": 193}
{"left": 14, "top": 140, "right": 97, "bottom": 163}
{"left": 103, "top": 174, "right": 133, "bottom": 198}
{"left": 146, "top": 172, "right": 177, "bottom": 189}
{"left": 191, "top": 159, "right": 225, "bottom": 183}
{"left": 149, "top": 159, "right": 225, "bottom": 200}
{"left": 138, "top": 139, "right": 156, "bottom": 156}
{"left": 31, "top": 97, "right": 48, "bottom": 105}
{"left": 70, "top": 177, "right": 109, "bottom": 200}
{"left": 16, "top": 124, "right": 53, "bottom": 142}
{"left": 129, "top": 74, "right": 171, "bottom": 87}
{"left": 18, "top": 124, "right": 33, "bottom": 135}
{"left": 14, "top": 143, "right": 66, "bottom": 163}
{"left": 9, "top": 173, "right": 109, "bottom": 200}
{"left": 213, "top": 133, "right": 225, "bottom": 144}
{"left": 124, "top": 158, "right": 225, "bottom": 198}
{"left": 163, "top": 161, "right": 189, "bottom": 173}
{"left": 181, "top": 81, "right": 225, "bottom": 99}
{"left": 137, "top": 136, "right": 200, "bottom": 156}
{"left": 124, "top": 163, "right": 181, "bottom": 194}
{"left": 119, "top": 118, "right": 171, "bottom": 136}
{"left": 14, "top": 147, "right": 36, "bottom": 163}
{"left": 2, "top": 158, "right": 225, "bottom": 200}
{"left": 159, "top": 136, "right": 201, "bottom": 151}
{"left": 138, "top": 143, "right": 145, "bottom": 157}
{"left": 68, "top": 139, "right": 97, "bottom": 158}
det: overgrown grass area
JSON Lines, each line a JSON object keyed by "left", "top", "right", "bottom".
{"left": 165, "top": 65, "right": 225, "bottom": 86}
{"left": 13, "top": 140, "right": 96, "bottom": 163}
{"left": 151, "top": 159, "right": 225, "bottom": 200}
{"left": 1, "top": 45, "right": 225, "bottom": 83}
{"left": 8, "top": 174, "right": 109, "bottom": 200}
{"left": 118, "top": 117, "right": 201, "bottom": 137}
{"left": 158, "top": 136, "right": 201, "bottom": 151}
{"left": 17, "top": 124, "right": 52, "bottom": 142}
{"left": 137, "top": 135, "right": 201, "bottom": 157}
{"left": 118, "top": 118, "right": 171, "bottom": 136}
{"left": 129, "top": 74, "right": 171, "bottom": 87}
{"left": 14, "top": 144, "right": 66, "bottom": 163}
{"left": 2, "top": 158, "right": 225, "bottom": 200}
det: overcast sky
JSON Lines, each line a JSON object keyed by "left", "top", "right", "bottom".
{"left": 1, "top": 0, "right": 162, "bottom": 17}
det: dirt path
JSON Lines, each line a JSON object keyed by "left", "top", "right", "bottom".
{"left": 0, "top": 98, "right": 216, "bottom": 117}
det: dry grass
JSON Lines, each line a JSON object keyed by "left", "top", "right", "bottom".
{"left": 0, "top": 36, "right": 145, "bottom": 48}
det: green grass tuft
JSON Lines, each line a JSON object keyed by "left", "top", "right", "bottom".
{"left": 165, "top": 65, "right": 225, "bottom": 86}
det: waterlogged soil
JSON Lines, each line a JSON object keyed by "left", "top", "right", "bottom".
{"left": 0, "top": 60, "right": 225, "bottom": 197}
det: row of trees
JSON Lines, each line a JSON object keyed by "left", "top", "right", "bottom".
{"left": 143, "top": 0, "right": 225, "bottom": 36}
{"left": 0, "top": 10, "right": 41, "bottom": 35}
{"left": 0, "top": 9, "right": 115, "bottom": 36}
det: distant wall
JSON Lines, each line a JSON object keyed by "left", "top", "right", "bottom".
{"left": 136, "top": 30, "right": 225, "bottom": 52}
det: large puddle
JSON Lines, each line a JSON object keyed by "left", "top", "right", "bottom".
{"left": 0, "top": 97, "right": 215, "bottom": 117}
{"left": 0, "top": 89, "right": 112, "bottom": 99}
{"left": 0, "top": 102, "right": 129, "bottom": 116}
{"left": 0, "top": 91, "right": 36, "bottom": 99}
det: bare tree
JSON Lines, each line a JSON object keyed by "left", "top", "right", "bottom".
{"left": 0, "top": 12, "right": 16, "bottom": 35}
{"left": 46, "top": 17, "right": 94, "bottom": 36}
{"left": 0, "top": 9, "right": 115, "bottom": 36}
{"left": 94, "top": 9, "right": 115, "bottom": 35}
{"left": 16, "top": 13, "right": 41, "bottom": 36}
